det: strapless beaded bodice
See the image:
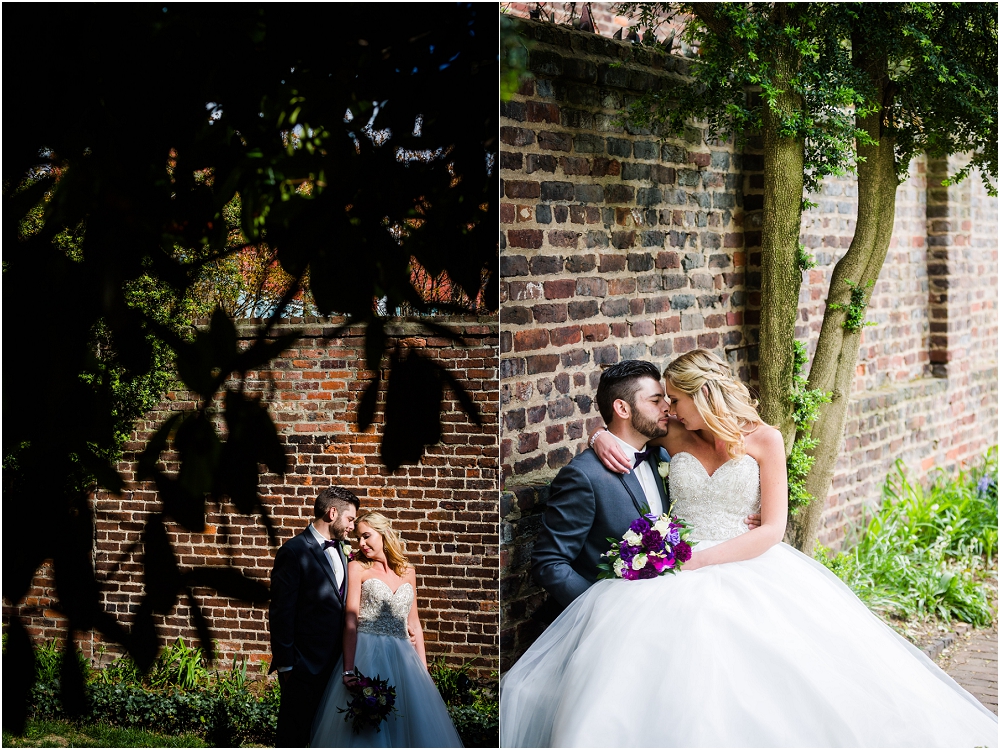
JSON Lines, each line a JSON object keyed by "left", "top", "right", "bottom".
{"left": 357, "top": 578, "right": 412, "bottom": 639}
{"left": 668, "top": 452, "right": 761, "bottom": 542}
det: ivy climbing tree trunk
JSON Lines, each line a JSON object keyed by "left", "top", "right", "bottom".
{"left": 755, "top": 27, "right": 805, "bottom": 451}
{"left": 786, "top": 53, "right": 898, "bottom": 554}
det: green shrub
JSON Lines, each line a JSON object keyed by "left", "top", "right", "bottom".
{"left": 816, "top": 448, "right": 998, "bottom": 626}
{"left": 429, "top": 658, "right": 499, "bottom": 748}
{"left": 20, "top": 639, "right": 498, "bottom": 747}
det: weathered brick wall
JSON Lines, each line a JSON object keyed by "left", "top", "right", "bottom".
{"left": 504, "top": 2, "right": 686, "bottom": 47}
{"left": 9, "top": 316, "right": 499, "bottom": 678}
{"left": 499, "top": 17, "right": 997, "bottom": 668}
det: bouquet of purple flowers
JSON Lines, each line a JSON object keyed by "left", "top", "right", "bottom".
{"left": 596, "top": 513, "right": 693, "bottom": 580}
{"left": 338, "top": 668, "right": 398, "bottom": 734}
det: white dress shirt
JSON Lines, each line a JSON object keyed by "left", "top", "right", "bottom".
{"left": 610, "top": 433, "right": 663, "bottom": 516}
{"left": 309, "top": 523, "right": 345, "bottom": 589}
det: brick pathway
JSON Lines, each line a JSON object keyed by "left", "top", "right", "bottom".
{"left": 937, "top": 625, "right": 998, "bottom": 715}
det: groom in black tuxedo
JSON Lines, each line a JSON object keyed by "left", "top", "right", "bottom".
{"left": 532, "top": 360, "right": 671, "bottom": 608}
{"left": 269, "top": 485, "right": 360, "bottom": 748}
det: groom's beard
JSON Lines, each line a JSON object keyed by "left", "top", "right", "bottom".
{"left": 631, "top": 410, "right": 668, "bottom": 440}
{"left": 330, "top": 517, "right": 352, "bottom": 541}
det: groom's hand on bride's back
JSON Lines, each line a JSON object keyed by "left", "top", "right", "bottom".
{"left": 746, "top": 514, "right": 761, "bottom": 529}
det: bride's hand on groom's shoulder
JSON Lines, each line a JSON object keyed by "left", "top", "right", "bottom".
{"left": 591, "top": 429, "right": 632, "bottom": 473}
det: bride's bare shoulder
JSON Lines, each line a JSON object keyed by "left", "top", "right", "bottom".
{"left": 745, "top": 423, "right": 784, "bottom": 461}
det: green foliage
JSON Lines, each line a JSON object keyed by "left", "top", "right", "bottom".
{"left": 616, "top": 3, "right": 997, "bottom": 194}
{"left": 14, "top": 640, "right": 497, "bottom": 747}
{"left": 828, "top": 279, "right": 877, "bottom": 333}
{"left": 429, "top": 658, "right": 499, "bottom": 748}
{"left": 146, "top": 638, "right": 211, "bottom": 692}
{"left": 501, "top": 13, "right": 534, "bottom": 102}
{"left": 816, "top": 449, "right": 998, "bottom": 626}
{"left": 795, "top": 243, "right": 817, "bottom": 272}
{"left": 616, "top": 3, "right": 875, "bottom": 195}
{"left": 787, "top": 341, "right": 832, "bottom": 514}
{"left": 18, "top": 642, "right": 279, "bottom": 746}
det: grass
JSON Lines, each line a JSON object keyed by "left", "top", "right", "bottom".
{"left": 816, "top": 447, "right": 998, "bottom": 629}
{"left": 2, "top": 719, "right": 207, "bottom": 748}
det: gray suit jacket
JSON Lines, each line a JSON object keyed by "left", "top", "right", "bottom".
{"left": 532, "top": 447, "right": 671, "bottom": 608}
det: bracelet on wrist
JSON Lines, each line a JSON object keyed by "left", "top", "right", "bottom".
{"left": 588, "top": 428, "right": 607, "bottom": 449}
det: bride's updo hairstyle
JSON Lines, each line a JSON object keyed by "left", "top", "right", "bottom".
{"left": 354, "top": 512, "right": 410, "bottom": 576}
{"left": 663, "top": 349, "right": 762, "bottom": 459}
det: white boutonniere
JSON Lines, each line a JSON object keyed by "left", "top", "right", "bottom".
{"left": 657, "top": 459, "right": 670, "bottom": 497}
{"left": 340, "top": 541, "right": 353, "bottom": 560}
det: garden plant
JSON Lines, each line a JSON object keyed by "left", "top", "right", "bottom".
{"left": 3, "top": 636, "right": 498, "bottom": 748}
{"left": 817, "top": 448, "right": 998, "bottom": 634}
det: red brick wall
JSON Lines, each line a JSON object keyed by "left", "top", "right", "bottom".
{"left": 8, "top": 317, "right": 499, "bottom": 678}
{"left": 499, "top": 16, "right": 997, "bottom": 668}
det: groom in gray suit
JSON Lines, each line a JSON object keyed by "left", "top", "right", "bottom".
{"left": 532, "top": 360, "right": 671, "bottom": 608}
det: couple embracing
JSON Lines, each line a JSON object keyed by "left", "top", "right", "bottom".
{"left": 268, "top": 486, "right": 462, "bottom": 747}
{"left": 501, "top": 351, "right": 997, "bottom": 747}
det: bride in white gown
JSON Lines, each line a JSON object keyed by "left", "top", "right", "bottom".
{"left": 500, "top": 349, "right": 998, "bottom": 748}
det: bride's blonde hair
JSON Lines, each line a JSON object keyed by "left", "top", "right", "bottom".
{"left": 663, "top": 349, "right": 762, "bottom": 459}
{"left": 353, "top": 512, "right": 411, "bottom": 577}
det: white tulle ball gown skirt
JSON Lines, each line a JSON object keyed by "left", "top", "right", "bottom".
{"left": 311, "top": 630, "right": 463, "bottom": 747}
{"left": 500, "top": 541, "right": 997, "bottom": 747}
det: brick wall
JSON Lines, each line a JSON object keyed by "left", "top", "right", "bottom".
{"left": 499, "top": 17, "right": 998, "bottom": 669}
{"left": 8, "top": 316, "right": 499, "bottom": 678}
{"left": 503, "top": 2, "right": 687, "bottom": 48}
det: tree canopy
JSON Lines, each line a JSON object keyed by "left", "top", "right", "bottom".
{"left": 3, "top": 3, "right": 496, "bottom": 733}
{"left": 617, "top": 1, "right": 997, "bottom": 549}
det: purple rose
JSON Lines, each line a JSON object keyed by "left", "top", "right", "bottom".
{"left": 638, "top": 565, "right": 658, "bottom": 579}
{"left": 666, "top": 529, "right": 681, "bottom": 545}
{"left": 675, "top": 541, "right": 692, "bottom": 563}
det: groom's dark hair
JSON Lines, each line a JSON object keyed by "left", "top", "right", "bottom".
{"left": 596, "top": 360, "right": 662, "bottom": 424}
{"left": 314, "top": 485, "right": 361, "bottom": 519}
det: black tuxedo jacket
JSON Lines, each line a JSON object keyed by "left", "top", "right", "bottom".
{"left": 531, "top": 448, "right": 670, "bottom": 608}
{"left": 269, "top": 526, "right": 349, "bottom": 676}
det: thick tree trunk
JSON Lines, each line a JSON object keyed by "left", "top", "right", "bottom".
{"left": 756, "top": 50, "right": 805, "bottom": 449}
{"left": 785, "top": 63, "right": 898, "bottom": 554}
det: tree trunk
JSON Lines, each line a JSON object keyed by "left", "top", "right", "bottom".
{"left": 756, "top": 46, "right": 805, "bottom": 449}
{"left": 785, "top": 59, "right": 898, "bottom": 554}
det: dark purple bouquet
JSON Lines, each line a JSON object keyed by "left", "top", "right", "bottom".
{"left": 338, "top": 668, "right": 398, "bottom": 734}
{"left": 596, "top": 513, "right": 693, "bottom": 580}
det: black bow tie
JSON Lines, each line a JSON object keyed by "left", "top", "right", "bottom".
{"left": 322, "top": 540, "right": 338, "bottom": 551}
{"left": 633, "top": 448, "right": 653, "bottom": 468}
